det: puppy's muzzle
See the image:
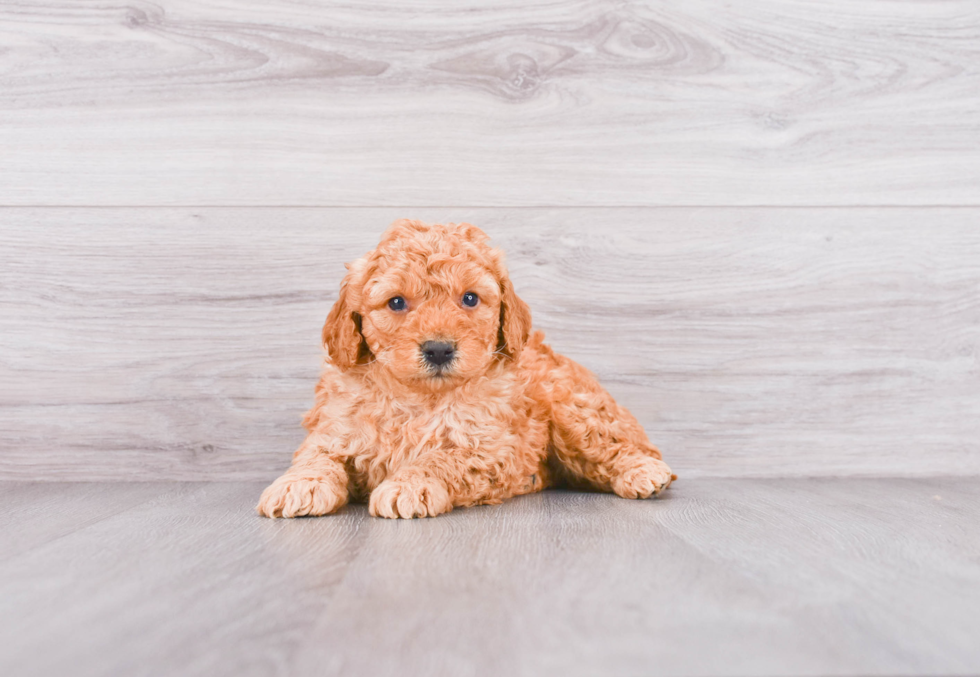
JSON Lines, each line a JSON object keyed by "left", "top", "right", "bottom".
{"left": 420, "top": 340, "right": 456, "bottom": 369}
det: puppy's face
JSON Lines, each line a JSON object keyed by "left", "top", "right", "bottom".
{"left": 361, "top": 253, "right": 502, "bottom": 384}
{"left": 323, "top": 221, "right": 531, "bottom": 389}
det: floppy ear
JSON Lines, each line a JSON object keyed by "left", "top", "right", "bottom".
{"left": 322, "top": 276, "right": 371, "bottom": 370}
{"left": 497, "top": 274, "right": 532, "bottom": 358}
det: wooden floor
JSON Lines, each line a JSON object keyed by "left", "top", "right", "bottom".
{"left": 2, "top": 478, "right": 979, "bottom": 677}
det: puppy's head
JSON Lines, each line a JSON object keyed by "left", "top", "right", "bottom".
{"left": 322, "top": 220, "right": 531, "bottom": 387}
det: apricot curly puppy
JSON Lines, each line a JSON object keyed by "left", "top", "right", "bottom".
{"left": 257, "top": 220, "right": 674, "bottom": 519}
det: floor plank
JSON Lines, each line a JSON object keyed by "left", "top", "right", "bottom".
{"left": 2, "top": 208, "right": 978, "bottom": 480}
{"left": 1, "top": 478, "right": 978, "bottom": 676}
{"left": 1, "top": 1, "right": 978, "bottom": 205}
{"left": 0, "top": 482, "right": 176, "bottom": 563}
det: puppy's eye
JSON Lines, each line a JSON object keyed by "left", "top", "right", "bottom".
{"left": 387, "top": 296, "right": 407, "bottom": 311}
{"left": 462, "top": 292, "right": 479, "bottom": 308}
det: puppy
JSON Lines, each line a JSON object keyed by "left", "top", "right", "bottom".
{"left": 257, "top": 220, "right": 674, "bottom": 519}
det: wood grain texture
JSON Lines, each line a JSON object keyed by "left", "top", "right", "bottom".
{"left": 1, "top": 1, "right": 978, "bottom": 206}
{"left": 1, "top": 478, "right": 979, "bottom": 676}
{"left": 2, "top": 207, "right": 978, "bottom": 481}
{"left": 0, "top": 482, "right": 175, "bottom": 563}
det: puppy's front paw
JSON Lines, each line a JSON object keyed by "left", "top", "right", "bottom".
{"left": 369, "top": 477, "right": 452, "bottom": 519}
{"left": 612, "top": 457, "right": 675, "bottom": 499}
{"left": 256, "top": 474, "right": 348, "bottom": 518}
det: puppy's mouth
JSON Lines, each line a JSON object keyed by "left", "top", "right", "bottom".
{"left": 423, "top": 362, "right": 456, "bottom": 379}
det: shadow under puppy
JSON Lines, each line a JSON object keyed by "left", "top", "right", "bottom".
{"left": 257, "top": 220, "right": 674, "bottom": 519}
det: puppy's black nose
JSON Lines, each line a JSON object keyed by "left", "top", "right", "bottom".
{"left": 421, "top": 340, "right": 456, "bottom": 367}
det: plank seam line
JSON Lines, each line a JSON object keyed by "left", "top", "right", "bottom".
{"left": 2, "top": 205, "right": 980, "bottom": 210}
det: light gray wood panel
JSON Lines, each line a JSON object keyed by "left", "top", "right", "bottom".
{"left": 0, "top": 482, "right": 367, "bottom": 677}
{"left": 0, "top": 482, "right": 174, "bottom": 563}
{"left": 2, "top": 207, "right": 978, "bottom": 480}
{"left": 1, "top": 478, "right": 979, "bottom": 676}
{"left": 1, "top": 1, "right": 978, "bottom": 206}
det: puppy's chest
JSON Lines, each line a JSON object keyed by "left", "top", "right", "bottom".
{"left": 340, "top": 385, "right": 518, "bottom": 467}
{"left": 362, "top": 399, "right": 483, "bottom": 456}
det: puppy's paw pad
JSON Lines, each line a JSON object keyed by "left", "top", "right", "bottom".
{"left": 612, "top": 458, "right": 674, "bottom": 500}
{"left": 256, "top": 475, "right": 347, "bottom": 518}
{"left": 369, "top": 477, "right": 452, "bottom": 519}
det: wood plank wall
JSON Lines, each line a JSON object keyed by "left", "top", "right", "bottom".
{"left": 1, "top": 1, "right": 978, "bottom": 480}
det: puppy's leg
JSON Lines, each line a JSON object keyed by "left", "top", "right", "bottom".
{"left": 545, "top": 354, "right": 674, "bottom": 499}
{"left": 368, "top": 442, "right": 539, "bottom": 519}
{"left": 256, "top": 434, "right": 350, "bottom": 518}
{"left": 368, "top": 462, "right": 455, "bottom": 519}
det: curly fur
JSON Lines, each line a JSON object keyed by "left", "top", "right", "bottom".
{"left": 257, "top": 220, "right": 674, "bottom": 519}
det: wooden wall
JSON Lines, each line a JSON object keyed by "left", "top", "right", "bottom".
{"left": 1, "top": 1, "right": 978, "bottom": 480}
